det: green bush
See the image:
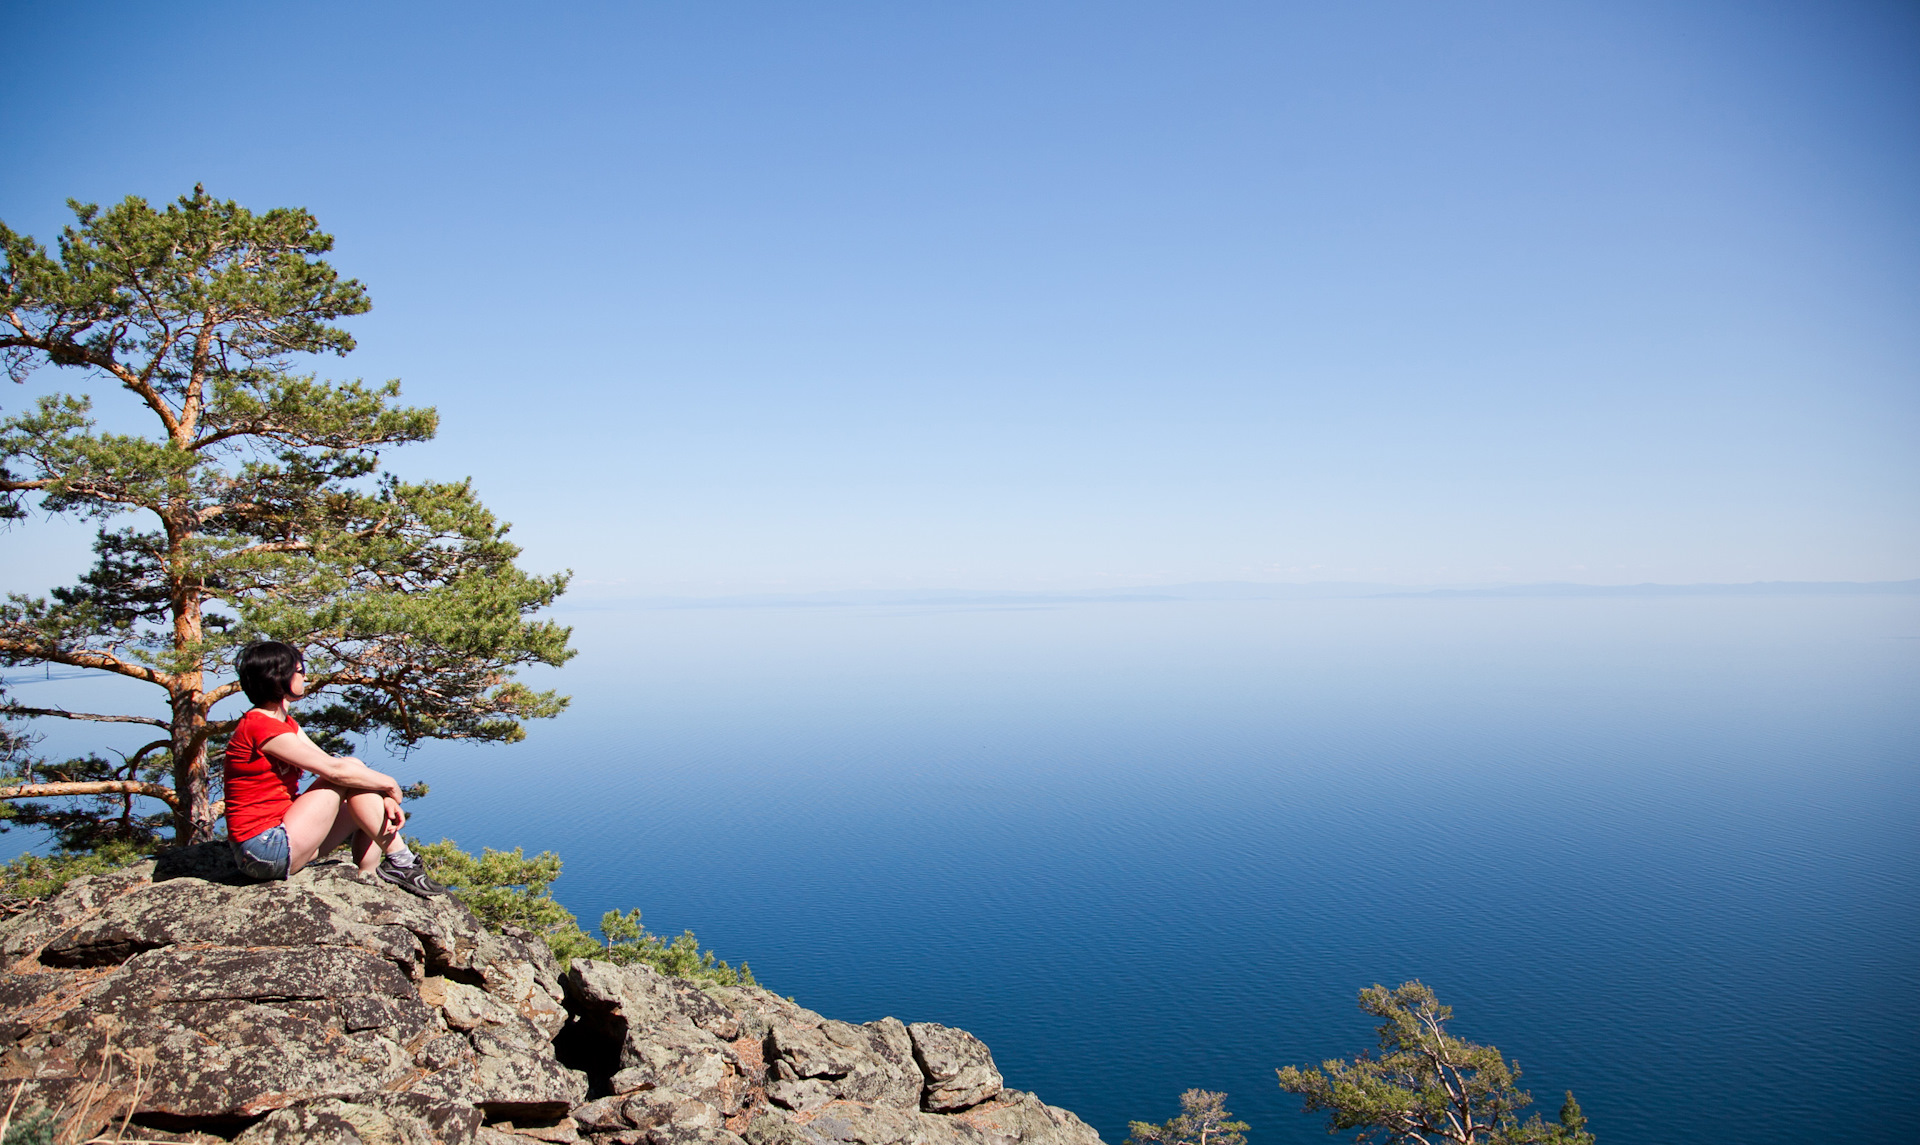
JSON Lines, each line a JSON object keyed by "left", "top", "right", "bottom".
{"left": 1126, "top": 1090, "right": 1247, "bottom": 1145}
{"left": 0, "top": 1106, "right": 57, "bottom": 1145}
{"left": 597, "top": 907, "right": 755, "bottom": 986}
{"left": 414, "top": 839, "right": 753, "bottom": 985}
{"left": 0, "top": 839, "right": 147, "bottom": 900}
{"left": 412, "top": 840, "right": 576, "bottom": 933}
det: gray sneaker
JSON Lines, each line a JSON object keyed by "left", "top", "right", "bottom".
{"left": 377, "top": 856, "right": 449, "bottom": 897}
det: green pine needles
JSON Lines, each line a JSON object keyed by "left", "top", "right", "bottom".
{"left": 414, "top": 839, "right": 755, "bottom": 986}
{"left": 1125, "top": 1090, "right": 1248, "bottom": 1145}
{"left": 0, "top": 1104, "right": 56, "bottom": 1145}
{"left": 0, "top": 187, "right": 574, "bottom": 843}
{"left": 1276, "top": 981, "right": 1596, "bottom": 1145}
{"left": 596, "top": 907, "right": 758, "bottom": 985}
{"left": 0, "top": 838, "right": 149, "bottom": 901}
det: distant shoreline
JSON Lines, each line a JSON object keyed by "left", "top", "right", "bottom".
{"left": 1372, "top": 580, "right": 1920, "bottom": 599}
{"left": 553, "top": 578, "right": 1920, "bottom": 612}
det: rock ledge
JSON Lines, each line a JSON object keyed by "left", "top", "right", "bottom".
{"left": 0, "top": 845, "right": 1103, "bottom": 1145}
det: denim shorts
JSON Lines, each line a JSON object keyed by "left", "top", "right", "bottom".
{"left": 231, "top": 824, "right": 290, "bottom": 881}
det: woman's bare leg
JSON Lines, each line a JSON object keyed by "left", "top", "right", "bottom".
{"left": 341, "top": 790, "right": 398, "bottom": 873}
{"left": 314, "top": 795, "right": 382, "bottom": 872}
{"left": 283, "top": 783, "right": 400, "bottom": 874}
{"left": 347, "top": 819, "right": 380, "bottom": 870}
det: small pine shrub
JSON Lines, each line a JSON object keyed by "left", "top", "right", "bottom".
{"left": 0, "top": 1106, "right": 57, "bottom": 1145}
{"left": 1126, "top": 1090, "right": 1247, "bottom": 1145}
{"left": 412, "top": 841, "right": 576, "bottom": 934}
{"left": 597, "top": 908, "right": 755, "bottom": 987}
{"left": 0, "top": 839, "right": 148, "bottom": 900}
{"left": 414, "top": 839, "right": 754, "bottom": 985}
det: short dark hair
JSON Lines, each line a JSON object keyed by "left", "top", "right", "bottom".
{"left": 237, "top": 641, "right": 304, "bottom": 707}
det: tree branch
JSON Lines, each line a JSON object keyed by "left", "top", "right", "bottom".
{"left": 0, "top": 781, "right": 177, "bottom": 808}
{"left": 230, "top": 539, "right": 313, "bottom": 556}
{"left": 1, "top": 332, "right": 180, "bottom": 437}
{"left": 107, "top": 350, "right": 183, "bottom": 440}
{"left": 125, "top": 740, "right": 172, "bottom": 767}
{"left": 0, "top": 642, "right": 173, "bottom": 689}
{"left": 190, "top": 424, "right": 337, "bottom": 453}
{"left": 0, "top": 706, "right": 169, "bottom": 729}
{"left": 195, "top": 500, "right": 245, "bottom": 524}
{"left": 31, "top": 480, "right": 157, "bottom": 512}
{"left": 177, "top": 316, "right": 213, "bottom": 444}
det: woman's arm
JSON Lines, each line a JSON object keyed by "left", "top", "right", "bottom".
{"left": 260, "top": 733, "right": 404, "bottom": 802}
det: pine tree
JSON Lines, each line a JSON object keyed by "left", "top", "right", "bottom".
{"left": 0, "top": 689, "right": 171, "bottom": 850}
{"left": 1557, "top": 1092, "right": 1587, "bottom": 1139}
{"left": 1277, "top": 981, "right": 1596, "bottom": 1145}
{"left": 1125, "top": 1090, "right": 1248, "bottom": 1145}
{"left": 1, "top": 187, "right": 574, "bottom": 843}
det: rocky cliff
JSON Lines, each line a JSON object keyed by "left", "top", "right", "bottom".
{"left": 0, "top": 847, "right": 1104, "bottom": 1145}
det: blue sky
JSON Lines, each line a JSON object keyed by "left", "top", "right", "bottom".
{"left": 3, "top": 1, "right": 1916, "bottom": 595}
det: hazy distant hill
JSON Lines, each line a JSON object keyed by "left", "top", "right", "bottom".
{"left": 559, "top": 579, "right": 1920, "bottom": 611}
{"left": 1379, "top": 580, "right": 1920, "bottom": 599}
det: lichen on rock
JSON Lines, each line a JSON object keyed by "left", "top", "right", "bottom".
{"left": 0, "top": 843, "right": 1102, "bottom": 1145}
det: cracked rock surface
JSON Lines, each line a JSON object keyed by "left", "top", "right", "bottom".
{"left": 0, "top": 844, "right": 1102, "bottom": 1145}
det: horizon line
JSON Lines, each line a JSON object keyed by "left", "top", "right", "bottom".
{"left": 551, "top": 577, "right": 1920, "bottom": 611}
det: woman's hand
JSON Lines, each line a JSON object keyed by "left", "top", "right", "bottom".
{"left": 368, "top": 770, "right": 405, "bottom": 804}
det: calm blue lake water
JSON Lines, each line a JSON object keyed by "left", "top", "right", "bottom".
{"left": 13, "top": 593, "right": 1920, "bottom": 1143}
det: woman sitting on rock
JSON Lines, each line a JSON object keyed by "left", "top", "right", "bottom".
{"left": 224, "top": 640, "right": 446, "bottom": 896}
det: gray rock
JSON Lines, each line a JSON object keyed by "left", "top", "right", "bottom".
{"left": 471, "top": 1025, "right": 589, "bottom": 1117}
{"left": 376, "top": 1092, "right": 491, "bottom": 1143}
{"left": 565, "top": 960, "right": 745, "bottom": 1115}
{"left": 0, "top": 845, "right": 1103, "bottom": 1145}
{"left": 443, "top": 978, "right": 517, "bottom": 1029}
{"left": 16, "top": 850, "right": 545, "bottom": 1003}
{"left": 572, "top": 1095, "right": 633, "bottom": 1132}
{"left": 907, "top": 1023, "right": 1004, "bottom": 1111}
{"left": 742, "top": 1113, "right": 814, "bottom": 1145}
{"left": 566, "top": 959, "right": 737, "bottom": 1043}
{"left": 233, "top": 1094, "right": 483, "bottom": 1145}
{"left": 90, "top": 944, "right": 414, "bottom": 1008}
{"left": 0, "top": 998, "right": 403, "bottom": 1126}
{"left": 420, "top": 1031, "right": 477, "bottom": 1071}
{"left": 705, "top": 985, "right": 820, "bottom": 1044}
{"left": 471, "top": 929, "right": 571, "bottom": 1038}
{"left": 0, "top": 860, "right": 156, "bottom": 961}
{"left": 764, "top": 1018, "right": 920, "bottom": 1113}
{"left": 0, "top": 845, "right": 581, "bottom": 1137}
{"left": 604, "top": 1023, "right": 734, "bottom": 1107}
{"left": 234, "top": 1102, "right": 385, "bottom": 1145}
{"left": 480, "top": 1116, "right": 582, "bottom": 1143}
{"left": 620, "top": 1088, "right": 727, "bottom": 1133}
{"left": 37, "top": 871, "right": 423, "bottom": 973}
{"left": 955, "top": 1091, "right": 1105, "bottom": 1145}
{"left": 742, "top": 1091, "right": 1101, "bottom": 1145}
{"left": 775, "top": 1103, "right": 974, "bottom": 1145}
{"left": 640, "top": 1127, "right": 751, "bottom": 1145}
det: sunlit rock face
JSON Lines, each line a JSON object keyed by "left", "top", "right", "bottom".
{"left": 0, "top": 845, "right": 1102, "bottom": 1145}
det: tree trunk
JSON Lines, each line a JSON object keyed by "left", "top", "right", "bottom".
{"left": 168, "top": 602, "right": 212, "bottom": 844}
{"left": 167, "top": 512, "right": 214, "bottom": 844}
{"left": 170, "top": 691, "right": 213, "bottom": 844}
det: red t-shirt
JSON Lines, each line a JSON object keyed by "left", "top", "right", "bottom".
{"left": 224, "top": 709, "right": 303, "bottom": 842}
